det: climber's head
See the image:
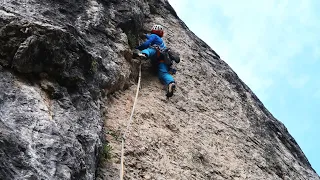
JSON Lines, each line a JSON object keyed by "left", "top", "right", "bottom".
{"left": 151, "top": 24, "right": 164, "bottom": 37}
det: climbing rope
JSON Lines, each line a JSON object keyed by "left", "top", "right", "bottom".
{"left": 119, "top": 62, "right": 142, "bottom": 180}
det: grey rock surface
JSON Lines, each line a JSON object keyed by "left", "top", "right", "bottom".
{"left": 0, "top": 0, "right": 140, "bottom": 179}
{"left": 100, "top": 1, "right": 320, "bottom": 180}
{"left": 0, "top": 0, "right": 319, "bottom": 180}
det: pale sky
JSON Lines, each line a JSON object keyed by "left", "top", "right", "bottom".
{"left": 168, "top": 0, "right": 320, "bottom": 174}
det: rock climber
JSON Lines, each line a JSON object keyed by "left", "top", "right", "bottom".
{"left": 134, "top": 24, "right": 179, "bottom": 97}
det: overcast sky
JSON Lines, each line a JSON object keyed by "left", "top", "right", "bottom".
{"left": 168, "top": 0, "right": 320, "bottom": 174}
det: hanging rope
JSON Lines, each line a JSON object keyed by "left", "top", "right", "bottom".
{"left": 119, "top": 62, "right": 142, "bottom": 180}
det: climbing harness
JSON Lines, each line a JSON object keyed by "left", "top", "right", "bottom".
{"left": 152, "top": 45, "right": 180, "bottom": 66}
{"left": 152, "top": 45, "right": 173, "bottom": 66}
{"left": 119, "top": 63, "right": 142, "bottom": 180}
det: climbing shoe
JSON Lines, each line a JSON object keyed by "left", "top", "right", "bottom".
{"left": 133, "top": 50, "right": 147, "bottom": 59}
{"left": 137, "top": 53, "right": 147, "bottom": 59}
{"left": 166, "top": 82, "right": 176, "bottom": 97}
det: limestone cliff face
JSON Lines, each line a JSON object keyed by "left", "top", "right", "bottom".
{"left": 0, "top": 0, "right": 318, "bottom": 180}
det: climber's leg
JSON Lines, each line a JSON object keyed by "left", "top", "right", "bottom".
{"left": 158, "top": 63, "right": 175, "bottom": 97}
{"left": 141, "top": 48, "right": 157, "bottom": 58}
{"left": 158, "top": 63, "right": 175, "bottom": 85}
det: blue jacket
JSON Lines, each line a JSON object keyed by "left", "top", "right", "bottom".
{"left": 136, "top": 34, "right": 166, "bottom": 50}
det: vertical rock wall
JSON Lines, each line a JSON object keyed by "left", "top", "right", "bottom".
{"left": 0, "top": 0, "right": 319, "bottom": 180}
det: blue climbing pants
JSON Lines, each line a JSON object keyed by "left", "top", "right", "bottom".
{"left": 158, "top": 63, "right": 174, "bottom": 85}
{"left": 141, "top": 48, "right": 157, "bottom": 58}
{"left": 141, "top": 48, "right": 175, "bottom": 85}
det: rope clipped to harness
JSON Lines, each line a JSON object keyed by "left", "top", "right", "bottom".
{"left": 119, "top": 63, "right": 142, "bottom": 180}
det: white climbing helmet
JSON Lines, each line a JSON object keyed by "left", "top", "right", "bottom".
{"left": 151, "top": 24, "right": 164, "bottom": 31}
{"left": 151, "top": 24, "right": 164, "bottom": 37}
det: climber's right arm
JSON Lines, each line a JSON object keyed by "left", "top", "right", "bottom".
{"left": 136, "top": 34, "right": 155, "bottom": 50}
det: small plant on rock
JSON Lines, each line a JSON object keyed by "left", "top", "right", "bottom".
{"left": 102, "top": 143, "right": 113, "bottom": 161}
{"left": 90, "top": 59, "right": 98, "bottom": 73}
